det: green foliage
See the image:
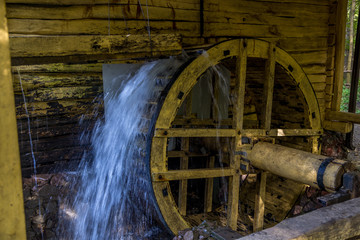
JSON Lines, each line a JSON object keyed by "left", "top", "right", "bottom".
{"left": 340, "top": 80, "right": 360, "bottom": 113}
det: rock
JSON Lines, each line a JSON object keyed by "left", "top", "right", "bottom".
{"left": 183, "top": 230, "right": 194, "bottom": 240}
{"left": 50, "top": 174, "right": 70, "bottom": 187}
{"left": 45, "top": 230, "right": 56, "bottom": 238}
{"left": 25, "top": 199, "right": 40, "bottom": 209}
{"left": 39, "top": 185, "right": 59, "bottom": 198}
{"left": 32, "top": 215, "right": 45, "bottom": 224}
{"left": 45, "top": 200, "right": 58, "bottom": 213}
{"left": 46, "top": 219, "right": 54, "bottom": 229}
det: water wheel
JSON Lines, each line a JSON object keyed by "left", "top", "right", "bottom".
{"left": 146, "top": 39, "right": 322, "bottom": 235}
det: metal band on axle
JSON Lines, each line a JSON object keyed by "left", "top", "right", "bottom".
{"left": 317, "top": 158, "right": 334, "bottom": 190}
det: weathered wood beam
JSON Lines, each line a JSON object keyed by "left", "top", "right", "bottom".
{"left": 154, "top": 128, "right": 322, "bottom": 137}
{"left": 262, "top": 43, "right": 276, "bottom": 130}
{"left": 323, "top": 120, "right": 353, "bottom": 134}
{"left": 152, "top": 168, "right": 235, "bottom": 182}
{"left": 239, "top": 198, "right": 360, "bottom": 240}
{"left": 9, "top": 34, "right": 182, "bottom": 57}
{"left": 332, "top": 0, "right": 348, "bottom": 111}
{"left": 0, "top": 0, "right": 26, "bottom": 238}
{"left": 253, "top": 171, "right": 267, "bottom": 232}
{"left": 204, "top": 156, "right": 215, "bottom": 213}
{"left": 326, "top": 110, "right": 360, "bottom": 124}
{"left": 228, "top": 39, "right": 247, "bottom": 230}
{"left": 178, "top": 97, "right": 192, "bottom": 216}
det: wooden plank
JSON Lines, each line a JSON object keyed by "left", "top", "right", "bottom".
{"left": 155, "top": 128, "right": 322, "bottom": 137}
{"left": 7, "top": 19, "right": 199, "bottom": 35}
{"left": 204, "top": 156, "right": 215, "bottom": 213}
{"left": 154, "top": 128, "right": 237, "bottom": 137}
{"left": 9, "top": 34, "right": 182, "bottom": 57}
{"left": 332, "top": 0, "right": 348, "bottom": 111}
{"left": 13, "top": 63, "right": 103, "bottom": 73}
{"left": 240, "top": 198, "right": 360, "bottom": 240}
{"left": 204, "top": 11, "right": 328, "bottom": 27}
{"left": 204, "top": 23, "right": 328, "bottom": 38}
{"left": 12, "top": 73, "right": 102, "bottom": 92}
{"left": 323, "top": 120, "right": 353, "bottom": 133}
{"left": 262, "top": 43, "right": 276, "bottom": 130}
{"left": 326, "top": 110, "right": 360, "bottom": 124}
{"left": 204, "top": 0, "right": 330, "bottom": 15}
{"left": 253, "top": 171, "right": 267, "bottom": 232}
{"left": 152, "top": 168, "right": 235, "bottom": 181}
{"left": 6, "top": 4, "right": 200, "bottom": 22}
{"left": 0, "top": 0, "right": 27, "bottom": 238}
{"left": 5, "top": 0, "right": 201, "bottom": 9}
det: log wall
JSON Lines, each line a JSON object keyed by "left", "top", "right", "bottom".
{"left": 5, "top": 0, "right": 337, "bottom": 173}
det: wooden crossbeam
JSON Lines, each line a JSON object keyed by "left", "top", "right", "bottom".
{"left": 154, "top": 128, "right": 322, "bottom": 138}
{"left": 152, "top": 168, "right": 235, "bottom": 181}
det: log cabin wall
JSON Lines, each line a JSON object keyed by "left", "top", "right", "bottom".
{"left": 5, "top": 0, "right": 338, "bottom": 174}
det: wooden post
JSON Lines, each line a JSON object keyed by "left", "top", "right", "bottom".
{"left": 0, "top": 0, "right": 27, "bottom": 239}
{"left": 254, "top": 171, "right": 267, "bottom": 232}
{"left": 178, "top": 96, "right": 192, "bottom": 216}
{"left": 262, "top": 43, "right": 276, "bottom": 130}
{"left": 332, "top": 0, "right": 348, "bottom": 111}
{"left": 204, "top": 156, "right": 215, "bottom": 212}
{"left": 227, "top": 39, "right": 247, "bottom": 230}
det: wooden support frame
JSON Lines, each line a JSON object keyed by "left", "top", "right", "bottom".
{"left": 155, "top": 128, "right": 322, "bottom": 138}
{"left": 178, "top": 97, "right": 192, "bottom": 216}
{"left": 204, "top": 156, "right": 215, "bottom": 213}
{"left": 332, "top": 0, "right": 348, "bottom": 111}
{"left": 253, "top": 171, "right": 267, "bottom": 232}
{"left": 262, "top": 43, "right": 276, "bottom": 130}
{"left": 227, "top": 39, "right": 247, "bottom": 230}
{"left": 0, "top": 0, "right": 26, "bottom": 238}
{"left": 150, "top": 39, "right": 322, "bottom": 234}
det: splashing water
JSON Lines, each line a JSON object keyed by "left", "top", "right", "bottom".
{"left": 63, "top": 59, "right": 185, "bottom": 239}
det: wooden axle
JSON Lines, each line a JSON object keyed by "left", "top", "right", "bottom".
{"left": 247, "top": 142, "right": 348, "bottom": 192}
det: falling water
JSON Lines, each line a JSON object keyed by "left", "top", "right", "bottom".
{"left": 62, "top": 59, "right": 185, "bottom": 239}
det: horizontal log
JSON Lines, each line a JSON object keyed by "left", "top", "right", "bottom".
{"left": 10, "top": 34, "right": 182, "bottom": 57}
{"left": 241, "top": 198, "right": 360, "bottom": 240}
{"left": 326, "top": 110, "right": 360, "bottom": 124}
{"left": 152, "top": 168, "right": 235, "bottom": 181}
{"left": 154, "top": 128, "right": 321, "bottom": 137}
{"left": 248, "top": 142, "right": 346, "bottom": 191}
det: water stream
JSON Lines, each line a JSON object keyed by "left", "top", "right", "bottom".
{"left": 62, "top": 59, "right": 184, "bottom": 239}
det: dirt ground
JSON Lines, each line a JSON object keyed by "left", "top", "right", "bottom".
{"left": 347, "top": 124, "right": 360, "bottom": 164}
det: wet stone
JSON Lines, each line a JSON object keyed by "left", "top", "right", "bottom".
{"left": 39, "top": 185, "right": 59, "bottom": 198}
{"left": 25, "top": 199, "right": 40, "bottom": 209}
{"left": 184, "top": 230, "right": 194, "bottom": 240}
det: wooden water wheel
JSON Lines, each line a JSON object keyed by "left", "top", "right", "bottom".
{"left": 146, "top": 39, "right": 323, "bottom": 235}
